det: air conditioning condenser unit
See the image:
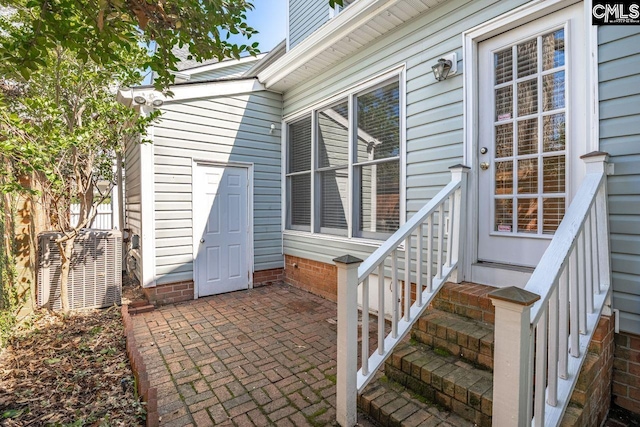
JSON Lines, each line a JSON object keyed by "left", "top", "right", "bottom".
{"left": 38, "top": 230, "right": 122, "bottom": 310}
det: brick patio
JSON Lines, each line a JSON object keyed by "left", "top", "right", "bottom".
{"left": 130, "top": 283, "right": 468, "bottom": 426}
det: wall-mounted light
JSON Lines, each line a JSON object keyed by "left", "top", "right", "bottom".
{"left": 132, "top": 92, "right": 165, "bottom": 107}
{"left": 270, "top": 123, "right": 276, "bottom": 134}
{"left": 432, "top": 53, "right": 457, "bottom": 82}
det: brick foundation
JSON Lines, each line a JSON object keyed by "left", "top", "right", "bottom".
{"left": 562, "top": 315, "right": 615, "bottom": 427}
{"left": 253, "top": 268, "right": 284, "bottom": 287}
{"left": 143, "top": 280, "right": 194, "bottom": 306}
{"left": 612, "top": 330, "right": 640, "bottom": 415}
{"left": 284, "top": 255, "right": 337, "bottom": 302}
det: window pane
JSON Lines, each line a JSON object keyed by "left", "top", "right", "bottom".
{"left": 517, "top": 78, "right": 538, "bottom": 116}
{"left": 495, "top": 161, "right": 513, "bottom": 195}
{"left": 359, "top": 161, "right": 399, "bottom": 234}
{"left": 543, "top": 155, "right": 565, "bottom": 193}
{"left": 495, "top": 199, "right": 513, "bottom": 232}
{"left": 356, "top": 81, "right": 400, "bottom": 162}
{"left": 495, "top": 48, "right": 513, "bottom": 84}
{"left": 320, "top": 169, "right": 349, "bottom": 231}
{"left": 288, "top": 116, "right": 311, "bottom": 173}
{"left": 542, "top": 29, "right": 564, "bottom": 70}
{"left": 543, "top": 113, "right": 566, "bottom": 152}
{"left": 290, "top": 174, "right": 311, "bottom": 227}
{"left": 517, "top": 198, "right": 538, "bottom": 233}
{"left": 495, "top": 123, "right": 513, "bottom": 158}
{"left": 517, "top": 118, "right": 538, "bottom": 155}
{"left": 543, "top": 198, "right": 565, "bottom": 234}
{"left": 518, "top": 158, "right": 538, "bottom": 194}
{"left": 543, "top": 71, "right": 565, "bottom": 111}
{"left": 495, "top": 86, "right": 513, "bottom": 121}
{"left": 517, "top": 39, "right": 538, "bottom": 78}
{"left": 318, "top": 101, "right": 349, "bottom": 168}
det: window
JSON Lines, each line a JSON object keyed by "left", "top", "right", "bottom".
{"left": 285, "top": 75, "right": 402, "bottom": 239}
{"left": 330, "top": 0, "right": 356, "bottom": 17}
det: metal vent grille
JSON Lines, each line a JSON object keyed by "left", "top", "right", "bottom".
{"left": 38, "top": 230, "right": 122, "bottom": 310}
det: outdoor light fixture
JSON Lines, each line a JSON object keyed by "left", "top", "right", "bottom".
{"left": 432, "top": 53, "right": 457, "bottom": 82}
{"left": 132, "top": 93, "right": 164, "bottom": 107}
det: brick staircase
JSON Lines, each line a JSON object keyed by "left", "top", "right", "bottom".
{"left": 358, "top": 282, "right": 614, "bottom": 427}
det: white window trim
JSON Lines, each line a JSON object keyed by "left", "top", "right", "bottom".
{"left": 282, "top": 65, "right": 407, "bottom": 243}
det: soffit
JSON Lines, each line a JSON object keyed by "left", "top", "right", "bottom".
{"left": 259, "top": 0, "right": 448, "bottom": 92}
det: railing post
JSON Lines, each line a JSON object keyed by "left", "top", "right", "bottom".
{"left": 489, "top": 287, "right": 540, "bottom": 427}
{"left": 334, "top": 254, "right": 363, "bottom": 427}
{"left": 448, "top": 165, "right": 470, "bottom": 283}
{"left": 581, "top": 152, "right": 611, "bottom": 291}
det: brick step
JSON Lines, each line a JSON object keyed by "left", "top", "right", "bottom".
{"left": 412, "top": 309, "right": 494, "bottom": 370}
{"left": 127, "top": 301, "right": 155, "bottom": 315}
{"left": 358, "top": 372, "right": 470, "bottom": 427}
{"left": 432, "top": 282, "right": 496, "bottom": 324}
{"left": 384, "top": 341, "right": 493, "bottom": 427}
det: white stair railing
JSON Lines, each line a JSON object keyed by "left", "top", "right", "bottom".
{"left": 335, "top": 165, "right": 469, "bottom": 427}
{"left": 490, "top": 152, "right": 612, "bottom": 427}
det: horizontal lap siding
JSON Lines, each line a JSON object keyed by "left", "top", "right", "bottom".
{"left": 599, "top": 26, "right": 640, "bottom": 334}
{"left": 289, "top": 0, "right": 329, "bottom": 48}
{"left": 153, "top": 91, "right": 284, "bottom": 285}
{"left": 283, "top": 0, "right": 526, "bottom": 263}
{"left": 124, "top": 140, "right": 143, "bottom": 281}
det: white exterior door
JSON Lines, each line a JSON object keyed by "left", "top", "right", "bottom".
{"left": 476, "top": 3, "right": 586, "bottom": 271}
{"left": 194, "top": 164, "right": 250, "bottom": 296}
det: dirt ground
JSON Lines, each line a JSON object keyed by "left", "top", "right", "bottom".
{"left": 0, "top": 307, "right": 145, "bottom": 426}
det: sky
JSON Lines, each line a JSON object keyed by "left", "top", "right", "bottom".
{"left": 238, "top": 0, "right": 288, "bottom": 53}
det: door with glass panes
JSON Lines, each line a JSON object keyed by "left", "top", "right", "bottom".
{"left": 477, "top": 3, "right": 586, "bottom": 268}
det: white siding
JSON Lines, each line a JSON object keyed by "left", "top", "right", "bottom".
{"left": 289, "top": 0, "right": 329, "bottom": 49}
{"left": 283, "top": 0, "right": 527, "bottom": 264}
{"left": 599, "top": 25, "right": 640, "bottom": 334}
{"left": 124, "top": 139, "right": 143, "bottom": 282}
{"left": 152, "top": 91, "right": 284, "bottom": 285}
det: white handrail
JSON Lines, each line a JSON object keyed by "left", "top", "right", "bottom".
{"left": 335, "top": 165, "right": 469, "bottom": 427}
{"left": 490, "top": 152, "right": 612, "bottom": 427}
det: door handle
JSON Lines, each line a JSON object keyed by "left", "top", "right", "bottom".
{"left": 200, "top": 238, "right": 205, "bottom": 243}
{"left": 480, "top": 162, "right": 490, "bottom": 171}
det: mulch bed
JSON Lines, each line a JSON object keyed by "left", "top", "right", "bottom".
{"left": 0, "top": 308, "right": 145, "bottom": 426}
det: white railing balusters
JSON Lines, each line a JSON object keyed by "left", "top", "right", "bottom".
{"left": 437, "top": 204, "right": 444, "bottom": 280}
{"left": 362, "top": 276, "right": 369, "bottom": 377}
{"left": 427, "top": 214, "right": 433, "bottom": 293}
{"left": 391, "top": 250, "right": 398, "bottom": 339}
{"left": 404, "top": 236, "right": 411, "bottom": 321}
{"left": 548, "top": 286, "right": 559, "bottom": 406}
{"left": 417, "top": 226, "right": 423, "bottom": 306}
{"left": 490, "top": 152, "right": 612, "bottom": 427}
{"left": 335, "top": 166, "right": 469, "bottom": 427}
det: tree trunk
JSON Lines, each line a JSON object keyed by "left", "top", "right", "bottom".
{"left": 56, "top": 236, "right": 75, "bottom": 313}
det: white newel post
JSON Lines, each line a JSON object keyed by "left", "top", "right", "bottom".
{"left": 334, "top": 254, "right": 363, "bottom": 427}
{"left": 448, "top": 165, "right": 470, "bottom": 283}
{"left": 489, "top": 287, "right": 540, "bottom": 427}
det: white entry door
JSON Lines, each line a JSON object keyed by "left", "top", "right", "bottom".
{"left": 194, "top": 164, "right": 250, "bottom": 296}
{"left": 476, "top": 3, "right": 586, "bottom": 271}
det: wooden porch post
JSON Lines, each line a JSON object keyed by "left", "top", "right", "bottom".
{"left": 334, "top": 254, "right": 363, "bottom": 427}
{"left": 489, "top": 286, "right": 540, "bottom": 426}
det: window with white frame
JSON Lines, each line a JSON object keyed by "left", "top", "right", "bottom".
{"left": 285, "top": 75, "right": 402, "bottom": 239}
{"left": 330, "top": 0, "right": 356, "bottom": 17}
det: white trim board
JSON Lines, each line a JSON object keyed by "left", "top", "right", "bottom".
{"left": 139, "top": 107, "right": 156, "bottom": 288}
{"left": 179, "top": 54, "right": 266, "bottom": 76}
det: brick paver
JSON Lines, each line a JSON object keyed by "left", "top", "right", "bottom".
{"left": 131, "top": 283, "right": 462, "bottom": 426}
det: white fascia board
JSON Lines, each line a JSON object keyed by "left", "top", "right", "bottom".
{"left": 258, "top": 0, "right": 404, "bottom": 88}
{"left": 181, "top": 54, "right": 266, "bottom": 75}
{"left": 118, "top": 78, "right": 267, "bottom": 106}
